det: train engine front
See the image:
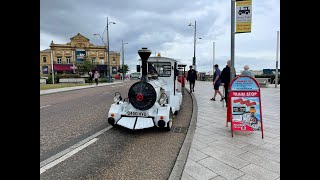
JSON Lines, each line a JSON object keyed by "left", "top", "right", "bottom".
{"left": 107, "top": 47, "right": 174, "bottom": 131}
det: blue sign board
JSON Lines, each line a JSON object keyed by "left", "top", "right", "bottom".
{"left": 231, "top": 76, "right": 259, "bottom": 91}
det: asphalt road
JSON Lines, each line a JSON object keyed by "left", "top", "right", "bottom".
{"left": 40, "top": 80, "right": 193, "bottom": 179}
{"left": 40, "top": 81, "right": 136, "bottom": 160}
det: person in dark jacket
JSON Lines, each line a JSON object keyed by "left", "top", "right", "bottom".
{"left": 220, "top": 60, "right": 235, "bottom": 106}
{"left": 187, "top": 65, "right": 197, "bottom": 93}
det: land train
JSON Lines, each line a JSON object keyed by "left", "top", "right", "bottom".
{"left": 107, "top": 48, "right": 183, "bottom": 131}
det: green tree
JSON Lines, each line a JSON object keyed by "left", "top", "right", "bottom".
{"left": 118, "top": 64, "right": 130, "bottom": 74}
{"left": 75, "top": 56, "right": 96, "bottom": 74}
{"left": 124, "top": 64, "right": 129, "bottom": 74}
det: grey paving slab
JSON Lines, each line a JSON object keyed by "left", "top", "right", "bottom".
{"left": 208, "top": 141, "right": 247, "bottom": 156}
{"left": 188, "top": 148, "right": 209, "bottom": 162}
{"left": 250, "top": 135, "right": 280, "bottom": 146}
{"left": 204, "top": 120, "right": 226, "bottom": 126}
{"left": 258, "top": 143, "right": 280, "bottom": 154}
{"left": 198, "top": 157, "right": 245, "bottom": 180}
{"left": 210, "top": 176, "right": 227, "bottom": 180}
{"left": 237, "top": 152, "right": 280, "bottom": 174}
{"left": 184, "top": 159, "right": 218, "bottom": 180}
{"left": 206, "top": 127, "right": 232, "bottom": 136}
{"left": 180, "top": 82, "right": 280, "bottom": 180}
{"left": 196, "top": 121, "right": 207, "bottom": 127}
{"left": 236, "top": 174, "right": 259, "bottom": 180}
{"left": 200, "top": 146, "right": 249, "bottom": 169}
{"left": 263, "top": 128, "right": 280, "bottom": 135}
{"left": 191, "top": 139, "right": 211, "bottom": 151}
{"left": 197, "top": 119, "right": 214, "bottom": 125}
{"left": 263, "top": 125, "right": 280, "bottom": 131}
{"left": 241, "top": 145, "right": 280, "bottom": 163}
{"left": 232, "top": 134, "right": 266, "bottom": 146}
{"left": 195, "top": 127, "right": 216, "bottom": 136}
{"left": 240, "top": 164, "right": 280, "bottom": 180}
{"left": 263, "top": 121, "right": 280, "bottom": 127}
{"left": 181, "top": 171, "right": 196, "bottom": 180}
{"left": 194, "top": 133, "right": 218, "bottom": 144}
{"left": 252, "top": 130, "right": 280, "bottom": 139}
{"left": 207, "top": 133, "right": 250, "bottom": 148}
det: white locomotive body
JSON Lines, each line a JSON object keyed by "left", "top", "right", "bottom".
{"left": 107, "top": 48, "right": 182, "bottom": 131}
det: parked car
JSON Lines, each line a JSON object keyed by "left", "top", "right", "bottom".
{"left": 115, "top": 74, "right": 122, "bottom": 79}
{"left": 130, "top": 72, "right": 141, "bottom": 79}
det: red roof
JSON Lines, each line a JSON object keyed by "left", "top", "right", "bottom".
{"left": 53, "top": 64, "right": 73, "bottom": 71}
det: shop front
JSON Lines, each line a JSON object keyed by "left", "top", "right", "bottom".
{"left": 96, "top": 65, "right": 108, "bottom": 77}
{"left": 53, "top": 64, "right": 74, "bottom": 74}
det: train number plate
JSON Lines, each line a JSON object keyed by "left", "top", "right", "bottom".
{"left": 127, "top": 111, "right": 148, "bottom": 117}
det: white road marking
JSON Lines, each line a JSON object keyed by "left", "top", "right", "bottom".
{"left": 40, "top": 126, "right": 113, "bottom": 173}
{"left": 40, "top": 105, "right": 51, "bottom": 109}
{"left": 40, "top": 138, "right": 98, "bottom": 174}
{"left": 111, "top": 86, "right": 115, "bottom": 87}
{"left": 102, "top": 92, "right": 110, "bottom": 94}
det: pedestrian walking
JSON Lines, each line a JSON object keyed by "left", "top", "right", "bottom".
{"left": 210, "top": 64, "right": 224, "bottom": 101}
{"left": 94, "top": 71, "right": 100, "bottom": 85}
{"left": 187, "top": 65, "right": 197, "bottom": 93}
{"left": 220, "top": 60, "right": 236, "bottom": 107}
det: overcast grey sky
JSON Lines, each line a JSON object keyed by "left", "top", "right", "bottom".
{"left": 40, "top": 0, "right": 280, "bottom": 73}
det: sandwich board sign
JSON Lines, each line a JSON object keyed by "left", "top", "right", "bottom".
{"left": 226, "top": 76, "right": 264, "bottom": 138}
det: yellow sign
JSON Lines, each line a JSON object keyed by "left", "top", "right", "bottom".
{"left": 236, "top": 0, "right": 252, "bottom": 33}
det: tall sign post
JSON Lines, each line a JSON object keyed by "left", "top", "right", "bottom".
{"left": 275, "top": 31, "right": 279, "bottom": 88}
{"left": 226, "top": 76, "right": 264, "bottom": 138}
{"left": 231, "top": 0, "right": 236, "bottom": 81}
{"left": 231, "top": 0, "right": 252, "bottom": 81}
{"left": 212, "top": 42, "right": 215, "bottom": 76}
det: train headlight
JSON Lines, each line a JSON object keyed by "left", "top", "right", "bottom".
{"left": 159, "top": 93, "right": 167, "bottom": 106}
{"left": 114, "top": 92, "right": 122, "bottom": 104}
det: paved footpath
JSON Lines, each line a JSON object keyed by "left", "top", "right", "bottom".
{"left": 40, "top": 81, "right": 124, "bottom": 95}
{"left": 182, "top": 81, "right": 280, "bottom": 180}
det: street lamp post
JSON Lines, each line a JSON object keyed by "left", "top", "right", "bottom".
{"left": 94, "top": 17, "right": 116, "bottom": 82}
{"left": 188, "top": 20, "right": 200, "bottom": 70}
{"left": 213, "top": 42, "right": 215, "bottom": 76}
{"left": 121, "top": 40, "right": 128, "bottom": 81}
{"left": 275, "top": 30, "right": 280, "bottom": 88}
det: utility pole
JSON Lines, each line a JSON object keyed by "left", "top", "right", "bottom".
{"left": 275, "top": 30, "right": 280, "bottom": 88}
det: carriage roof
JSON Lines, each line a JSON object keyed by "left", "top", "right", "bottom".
{"left": 139, "top": 56, "right": 178, "bottom": 64}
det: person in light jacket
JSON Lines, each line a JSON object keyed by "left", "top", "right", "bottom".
{"left": 241, "top": 65, "right": 255, "bottom": 78}
{"left": 94, "top": 71, "right": 100, "bottom": 85}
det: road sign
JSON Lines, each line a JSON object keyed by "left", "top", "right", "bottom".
{"left": 236, "top": 0, "right": 252, "bottom": 33}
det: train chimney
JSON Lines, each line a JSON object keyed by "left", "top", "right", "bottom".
{"left": 138, "top": 47, "right": 151, "bottom": 82}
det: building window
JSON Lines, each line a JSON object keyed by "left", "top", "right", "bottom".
{"left": 112, "top": 58, "right": 116, "bottom": 64}
{"left": 66, "top": 57, "right": 71, "bottom": 64}
{"left": 100, "top": 59, "right": 104, "bottom": 64}
{"left": 43, "top": 56, "right": 47, "bottom": 63}
{"left": 57, "top": 57, "right": 62, "bottom": 64}
{"left": 92, "top": 58, "right": 96, "bottom": 64}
